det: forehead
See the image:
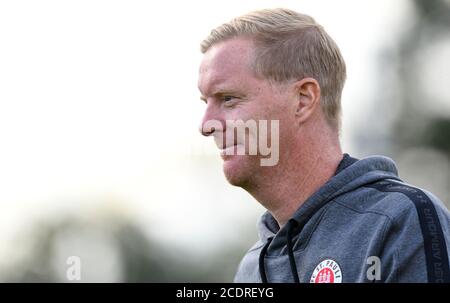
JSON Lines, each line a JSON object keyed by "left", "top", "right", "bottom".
{"left": 198, "top": 38, "right": 257, "bottom": 95}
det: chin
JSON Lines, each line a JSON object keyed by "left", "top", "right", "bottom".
{"left": 222, "top": 155, "right": 256, "bottom": 187}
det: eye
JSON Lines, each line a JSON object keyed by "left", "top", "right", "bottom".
{"left": 222, "top": 95, "right": 235, "bottom": 102}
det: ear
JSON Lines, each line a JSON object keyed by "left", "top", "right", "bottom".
{"left": 293, "top": 77, "right": 321, "bottom": 124}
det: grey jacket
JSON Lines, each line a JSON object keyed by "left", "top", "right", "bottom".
{"left": 234, "top": 154, "right": 450, "bottom": 283}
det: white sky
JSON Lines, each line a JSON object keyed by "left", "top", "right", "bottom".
{"left": 0, "top": 0, "right": 413, "bottom": 259}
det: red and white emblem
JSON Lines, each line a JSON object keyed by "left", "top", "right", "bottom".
{"left": 310, "top": 259, "right": 342, "bottom": 283}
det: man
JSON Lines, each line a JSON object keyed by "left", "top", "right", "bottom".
{"left": 197, "top": 8, "right": 450, "bottom": 282}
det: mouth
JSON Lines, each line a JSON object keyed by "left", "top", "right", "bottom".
{"left": 220, "top": 144, "right": 244, "bottom": 158}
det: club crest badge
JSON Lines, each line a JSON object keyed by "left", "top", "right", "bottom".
{"left": 310, "top": 259, "right": 342, "bottom": 283}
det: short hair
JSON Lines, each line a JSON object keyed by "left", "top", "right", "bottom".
{"left": 200, "top": 8, "right": 346, "bottom": 130}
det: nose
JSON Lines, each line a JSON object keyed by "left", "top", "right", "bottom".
{"left": 198, "top": 103, "right": 224, "bottom": 137}
{"left": 200, "top": 125, "right": 215, "bottom": 137}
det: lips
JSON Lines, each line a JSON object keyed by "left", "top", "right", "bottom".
{"left": 220, "top": 144, "right": 237, "bottom": 153}
{"left": 220, "top": 144, "right": 245, "bottom": 157}
{"left": 212, "top": 133, "right": 245, "bottom": 157}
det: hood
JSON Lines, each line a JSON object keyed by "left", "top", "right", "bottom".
{"left": 257, "top": 155, "right": 401, "bottom": 249}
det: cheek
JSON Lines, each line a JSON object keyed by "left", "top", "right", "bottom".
{"left": 260, "top": 95, "right": 294, "bottom": 124}
{"left": 228, "top": 91, "right": 293, "bottom": 125}
{"left": 247, "top": 97, "right": 281, "bottom": 120}
{"left": 267, "top": 101, "right": 296, "bottom": 144}
{"left": 255, "top": 99, "right": 294, "bottom": 144}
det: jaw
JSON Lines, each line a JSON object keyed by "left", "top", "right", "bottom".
{"left": 222, "top": 154, "right": 257, "bottom": 188}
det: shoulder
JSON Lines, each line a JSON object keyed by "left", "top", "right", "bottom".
{"left": 334, "top": 179, "right": 450, "bottom": 227}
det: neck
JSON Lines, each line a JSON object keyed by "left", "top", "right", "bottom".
{"left": 244, "top": 126, "right": 343, "bottom": 228}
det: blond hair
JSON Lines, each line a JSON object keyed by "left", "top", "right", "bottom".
{"left": 200, "top": 8, "right": 346, "bottom": 130}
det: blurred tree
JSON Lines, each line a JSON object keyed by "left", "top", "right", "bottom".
{"left": 354, "top": 0, "right": 450, "bottom": 204}
{"left": 356, "top": 0, "right": 450, "bottom": 156}
{"left": 394, "top": 0, "right": 450, "bottom": 155}
{"left": 1, "top": 211, "right": 245, "bottom": 282}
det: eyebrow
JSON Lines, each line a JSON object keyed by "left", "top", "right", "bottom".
{"left": 200, "top": 89, "right": 241, "bottom": 101}
{"left": 198, "top": 77, "right": 233, "bottom": 97}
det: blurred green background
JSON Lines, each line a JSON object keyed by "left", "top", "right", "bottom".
{"left": 0, "top": 0, "right": 448, "bottom": 282}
